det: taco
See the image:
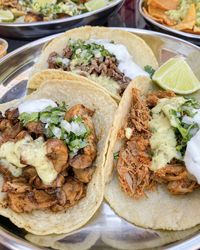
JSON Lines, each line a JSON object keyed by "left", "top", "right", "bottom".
{"left": 0, "top": 76, "right": 117, "bottom": 235}
{"left": 105, "top": 76, "right": 200, "bottom": 231}
{"left": 29, "top": 26, "right": 158, "bottom": 100}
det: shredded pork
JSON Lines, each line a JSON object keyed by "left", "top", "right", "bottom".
{"left": 117, "top": 89, "right": 155, "bottom": 198}
{"left": 116, "top": 89, "right": 199, "bottom": 198}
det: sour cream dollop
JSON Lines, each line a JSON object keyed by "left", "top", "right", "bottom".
{"left": 184, "top": 130, "right": 200, "bottom": 184}
{"left": 89, "top": 39, "right": 148, "bottom": 79}
{"left": 18, "top": 99, "right": 57, "bottom": 114}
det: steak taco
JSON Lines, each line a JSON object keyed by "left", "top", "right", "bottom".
{"left": 0, "top": 77, "right": 117, "bottom": 235}
{"left": 105, "top": 76, "right": 200, "bottom": 231}
{"left": 29, "top": 26, "right": 158, "bottom": 100}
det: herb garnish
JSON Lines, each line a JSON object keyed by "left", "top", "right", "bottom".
{"left": 68, "top": 39, "right": 114, "bottom": 66}
{"left": 144, "top": 65, "right": 155, "bottom": 79}
{"left": 19, "top": 103, "right": 90, "bottom": 155}
{"left": 169, "top": 98, "right": 200, "bottom": 156}
{"left": 113, "top": 152, "right": 119, "bottom": 160}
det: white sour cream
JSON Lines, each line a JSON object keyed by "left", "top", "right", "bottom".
{"left": 18, "top": 99, "right": 57, "bottom": 114}
{"left": 184, "top": 130, "right": 200, "bottom": 184}
{"left": 89, "top": 39, "right": 148, "bottom": 79}
{"left": 183, "top": 110, "right": 200, "bottom": 126}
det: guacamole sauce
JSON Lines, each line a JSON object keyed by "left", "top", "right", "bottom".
{"left": 0, "top": 136, "right": 57, "bottom": 185}
{"left": 149, "top": 97, "right": 186, "bottom": 171}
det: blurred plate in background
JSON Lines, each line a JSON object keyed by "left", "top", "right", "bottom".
{"left": 0, "top": 0, "right": 124, "bottom": 40}
{"left": 138, "top": 0, "right": 200, "bottom": 45}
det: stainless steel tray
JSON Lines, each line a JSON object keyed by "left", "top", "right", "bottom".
{"left": 138, "top": 0, "right": 200, "bottom": 45}
{"left": 1, "top": 28, "right": 200, "bottom": 250}
{"left": 0, "top": 0, "right": 123, "bottom": 39}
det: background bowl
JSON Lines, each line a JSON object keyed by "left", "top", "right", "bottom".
{"left": 138, "top": 0, "right": 200, "bottom": 45}
{"left": 0, "top": 0, "right": 124, "bottom": 40}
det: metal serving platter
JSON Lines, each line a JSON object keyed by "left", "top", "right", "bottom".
{"left": 138, "top": 0, "right": 200, "bottom": 45}
{"left": 1, "top": 28, "right": 200, "bottom": 250}
{"left": 0, "top": 0, "right": 123, "bottom": 39}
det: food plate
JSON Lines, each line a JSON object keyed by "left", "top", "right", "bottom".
{"left": 0, "top": 0, "right": 123, "bottom": 40}
{"left": 1, "top": 28, "right": 200, "bottom": 250}
{"left": 138, "top": 0, "right": 200, "bottom": 45}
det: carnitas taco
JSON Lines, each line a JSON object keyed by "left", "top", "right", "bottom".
{"left": 29, "top": 26, "right": 158, "bottom": 100}
{"left": 0, "top": 76, "right": 117, "bottom": 235}
{"left": 105, "top": 76, "right": 200, "bottom": 231}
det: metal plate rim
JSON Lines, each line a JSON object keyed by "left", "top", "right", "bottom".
{"left": 2, "top": 27, "right": 200, "bottom": 66}
{"left": 138, "top": 0, "right": 200, "bottom": 40}
{"left": 0, "top": 0, "right": 123, "bottom": 27}
{"left": 1, "top": 27, "right": 200, "bottom": 250}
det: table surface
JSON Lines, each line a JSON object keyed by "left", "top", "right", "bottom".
{"left": 0, "top": 0, "right": 197, "bottom": 249}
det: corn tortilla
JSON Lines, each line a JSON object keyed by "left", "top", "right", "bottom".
{"left": 105, "top": 76, "right": 200, "bottom": 231}
{"left": 29, "top": 26, "right": 158, "bottom": 100}
{"left": 0, "top": 79, "right": 117, "bottom": 235}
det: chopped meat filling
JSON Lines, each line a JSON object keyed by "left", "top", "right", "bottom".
{"left": 116, "top": 89, "right": 199, "bottom": 198}
{"left": 0, "top": 104, "right": 97, "bottom": 213}
{"left": 47, "top": 46, "right": 131, "bottom": 95}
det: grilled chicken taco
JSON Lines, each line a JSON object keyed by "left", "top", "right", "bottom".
{"left": 105, "top": 76, "right": 200, "bottom": 230}
{"left": 0, "top": 77, "right": 117, "bottom": 235}
{"left": 29, "top": 26, "right": 158, "bottom": 100}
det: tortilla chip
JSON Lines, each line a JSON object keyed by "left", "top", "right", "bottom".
{"left": 172, "top": 4, "right": 196, "bottom": 31}
{"left": 0, "top": 79, "right": 117, "bottom": 235}
{"left": 193, "top": 26, "right": 200, "bottom": 34}
{"left": 148, "top": 5, "right": 176, "bottom": 26}
{"left": 148, "top": 0, "right": 179, "bottom": 11}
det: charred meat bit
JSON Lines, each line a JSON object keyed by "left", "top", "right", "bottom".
{"left": 34, "top": 174, "right": 65, "bottom": 189}
{"left": 146, "top": 90, "right": 176, "bottom": 108}
{"left": 154, "top": 165, "right": 188, "bottom": 183}
{"left": 0, "top": 164, "right": 12, "bottom": 180}
{"left": 2, "top": 181, "right": 31, "bottom": 193}
{"left": 2, "top": 122, "right": 22, "bottom": 142}
{"left": 73, "top": 167, "right": 95, "bottom": 183}
{"left": 167, "top": 179, "right": 199, "bottom": 195}
{"left": 0, "top": 119, "right": 12, "bottom": 132}
{"left": 63, "top": 46, "right": 73, "bottom": 59}
{"left": 48, "top": 52, "right": 60, "bottom": 69}
{"left": 62, "top": 177, "right": 85, "bottom": 205}
{"left": 154, "top": 164, "right": 199, "bottom": 194}
{"left": 4, "top": 108, "right": 19, "bottom": 121}
{"left": 25, "top": 121, "right": 45, "bottom": 135}
{"left": 24, "top": 12, "right": 43, "bottom": 23}
{"left": 7, "top": 190, "right": 57, "bottom": 213}
{"left": 65, "top": 104, "right": 97, "bottom": 169}
{"left": 46, "top": 138, "right": 69, "bottom": 173}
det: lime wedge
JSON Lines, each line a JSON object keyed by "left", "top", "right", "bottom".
{"left": 152, "top": 57, "right": 200, "bottom": 94}
{"left": 0, "top": 10, "right": 14, "bottom": 22}
{"left": 85, "top": 0, "right": 107, "bottom": 11}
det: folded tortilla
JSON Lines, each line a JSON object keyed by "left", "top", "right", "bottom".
{"left": 105, "top": 76, "right": 200, "bottom": 231}
{"left": 0, "top": 78, "right": 117, "bottom": 235}
{"left": 28, "top": 26, "right": 158, "bottom": 100}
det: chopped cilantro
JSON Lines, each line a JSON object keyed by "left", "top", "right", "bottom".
{"left": 144, "top": 65, "right": 155, "bottom": 79}
{"left": 19, "top": 102, "right": 90, "bottom": 155}
{"left": 169, "top": 99, "right": 200, "bottom": 156}
{"left": 113, "top": 152, "right": 119, "bottom": 160}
